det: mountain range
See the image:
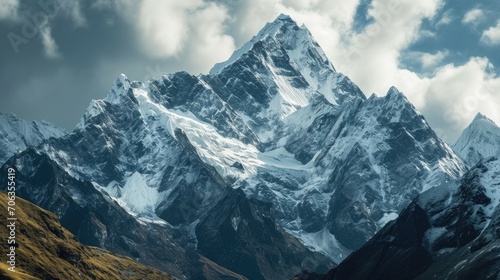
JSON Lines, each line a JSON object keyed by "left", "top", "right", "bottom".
{"left": 1, "top": 14, "right": 498, "bottom": 280}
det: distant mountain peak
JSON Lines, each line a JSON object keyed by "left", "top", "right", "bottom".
{"left": 472, "top": 112, "right": 497, "bottom": 125}
{"left": 474, "top": 112, "right": 487, "bottom": 121}
{"left": 0, "top": 113, "right": 66, "bottom": 165}
{"left": 452, "top": 112, "right": 500, "bottom": 166}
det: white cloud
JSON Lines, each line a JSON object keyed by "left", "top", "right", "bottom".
{"left": 420, "top": 57, "right": 500, "bottom": 142}
{"left": 93, "top": 0, "right": 235, "bottom": 73}
{"left": 61, "top": 1, "right": 87, "bottom": 27}
{"left": 183, "top": 2, "right": 236, "bottom": 72}
{"left": 328, "top": 0, "right": 443, "bottom": 100}
{"left": 40, "top": 23, "right": 61, "bottom": 58}
{"left": 480, "top": 21, "right": 500, "bottom": 46}
{"left": 462, "top": 8, "right": 483, "bottom": 25}
{"left": 436, "top": 9, "right": 454, "bottom": 27}
{"left": 135, "top": 0, "right": 197, "bottom": 57}
{"left": 0, "top": 0, "right": 19, "bottom": 21}
{"left": 421, "top": 50, "right": 448, "bottom": 68}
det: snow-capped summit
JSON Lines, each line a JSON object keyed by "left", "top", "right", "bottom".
{"left": 210, "top": 13, "right": 314, "bottom": 75}
{"left": 452, "top": 112, "right": 500, "bottom": 166}
{"left": 209, "top": 14, "right": 363, "bottom": 110}
{"left": 0, "top": 113, "right": 67, "bottom": 165}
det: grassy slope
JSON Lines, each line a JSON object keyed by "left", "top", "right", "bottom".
{"left": 0, "top": 192, "right": 173, "bottom": 280}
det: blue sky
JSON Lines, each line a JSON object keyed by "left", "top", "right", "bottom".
{"left": 0, "top": 0, "right": 499, "bottom": 143}
{"left": 402, "top": 0, "right": 500, "bottom": 74}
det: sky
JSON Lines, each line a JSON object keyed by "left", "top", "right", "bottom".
{"left": 0, "top": 0, "right": 499, "bottom": 143}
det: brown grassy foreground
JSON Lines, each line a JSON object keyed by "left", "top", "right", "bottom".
{"left": 0, "top": 192, "right": 173, "bottom": 280}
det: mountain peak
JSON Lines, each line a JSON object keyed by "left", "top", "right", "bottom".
{"left": 276, "top": 13, "right": 293, "bottom": 22}
{"left": 472, "top": 112, "right": 497, "bottom": 125}
{"left": 386, "top": 86, "right": 403, "bottom": 97}
{"left": 257, "top": 13, "right": 299, "bottom": 39}
{"left": 103, "top": 74, "right": 132, "bottom": 104}
{"left": 209, "top": 14, "right": 307, "bottom": 75}
{"left": 384, "top": 86, "right": 411, "bottom": 105}
{"left": 452, "top": 112, "right": 500, "bottom": 166}
{"left": 474, "top": 112, "right": 487, "bottom": 121}
{"left": 468, "top": 112, "right": 499, "bottom": 132}
{"left": 0, "top": 113, "right": 66, "bottom": 165}
{"left": 207, "top": 14, "right": 361, "bottom": 107}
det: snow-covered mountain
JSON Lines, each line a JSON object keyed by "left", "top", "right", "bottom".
{"left": 0, "top": 113, "right": 66, "bottom": 165}
{"left": 314, "top": 157, "right": 500, "bottom": 280}
{"left": 1, "top": 14, "right": 469, "bottom": 279}
{"left": 452, "top": 112, "right": 500, "bottom": 167}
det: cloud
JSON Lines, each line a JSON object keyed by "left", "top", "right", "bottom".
{"left": 61, "top": 1, "right": 87, "bottom": 27}
{"left": 420, "top": 57, "right": 500, "bottom": 142}
{"left": 480, "top": 21, "right": 500, "bottom": 46}
{"left": 183, "top": 2, "right": 236, "bottom": 72}
{"left": 40, "top": 23, "right": 60, "bottom": 58}
{"left": 436, "top": 9, "right": 454, "bottom": 27}
{"left": 329, "top": 0, "right": 443, "bottom": 99}
{"left": 0, "top": 0, "right": 19, "bottom": 21}
{"left": 462, "top": 8, "right": 483, "bottom": 25}
{"left": 135, "top": 0, "right": 197, "bottom": 57}
{"left": 421, "top": 50, "right": 448, "bottom": 68}
{"left": 91, "top": 0, "right": 235, "bottom": 73}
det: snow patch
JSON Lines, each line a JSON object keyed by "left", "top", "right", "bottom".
{"left": 119, "top": 172, "right": 158, "bottom": 214}
{"left": 377, "top": 212, "right": 399, "bottom": 227}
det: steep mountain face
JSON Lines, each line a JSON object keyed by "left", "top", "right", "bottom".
{"left": 313, "top": 87, "right": 465, "bottom": 250}
{"left": 0, "top": 192, "right": 173, "bottom": 280}
{"left": 452, "top": 112, "right": 500, "bottom": 167}
{"left": 1, "top": 14, "right": 468, "bottom": 279}
{"left": 196, "top": 188, "right": 331, "bottom": 280}
{"left": 0, "top": 113, "right": 66, "bottom": 165}
{"left": 311, "top": 157, "right": 500, "bottom": 280}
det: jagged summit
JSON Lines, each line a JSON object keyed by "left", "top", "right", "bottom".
{"left": 210, "top": 13, "right": 336, "bottom": 76}
{"left": 206, "top": 14, "right": 363, "bottom": 121}
{"left": 210, "top": 14, "right": 302, "bottom": 75}
{"left": 386, "top": 86, "right": 402, "bottom": 96}
{"left": 383, "top": 86, "right": 415, "bottom": 109}
{"left": 472, "top": 111, "right": 497, "bottom": 124}
{"left": 452, "top": 112, "right": 500, "bottom": 166}
{"left": 276, "top": 13, "right": 293, "bottom": 21}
